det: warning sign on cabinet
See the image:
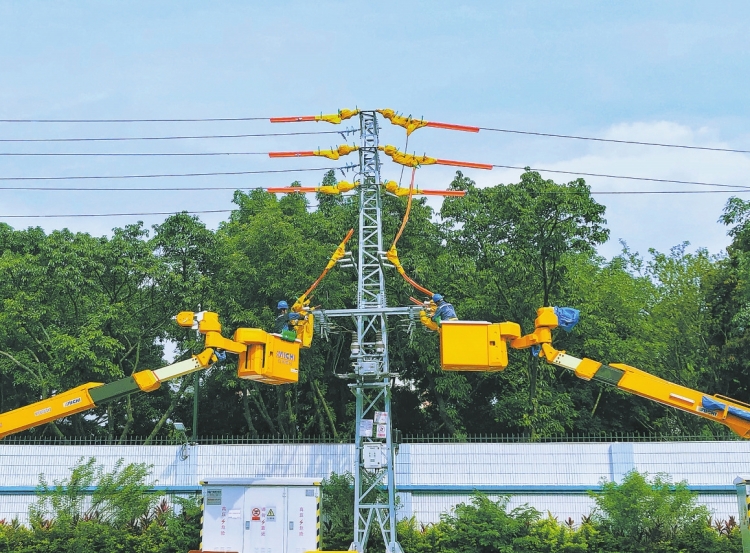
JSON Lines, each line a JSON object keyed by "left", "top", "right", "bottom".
{"left": 267, "top": 507, "right": 276, "bottom": 522}
{"left": 251, "top": 507, "right": 261, "bottom": 521}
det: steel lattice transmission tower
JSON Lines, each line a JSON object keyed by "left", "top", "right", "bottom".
{"left": 349, "top": 111, "right": 401, "bottom": 553}
{"left": 315, "top": 110, "right": 413, "bottom": 553}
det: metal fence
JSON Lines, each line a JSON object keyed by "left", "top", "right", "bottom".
{"left": 0, "top": 431, "right": 739, "bottom": 446}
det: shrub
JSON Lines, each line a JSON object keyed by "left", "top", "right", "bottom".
{"left": 30, "top": 456, "right": 155, "bottom": 529}
{"left": 591, "top": 470, "right": 740, "bottom": 553}
{"left": 0, "top": 457, "right": 202, "bottom": 553}
{"left": 438, "top": 494, "right": 540, "bottom": 553}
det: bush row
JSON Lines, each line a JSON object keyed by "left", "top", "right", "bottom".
{"left": 322, "top": 471, "right": 743, "bottom": 553}
{"left": 0, "top": 459, "right": 743, "bottom": 553}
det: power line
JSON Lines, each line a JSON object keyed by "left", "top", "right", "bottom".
{"left": 2, "top": 190, "right": 749, "bottom": 220}
{"left": 481, "top": 127, "right": 750, "bottom": 154}
{"left": 2, "top": 112, "right": 745, "bottom": 153}
{"left": 0, "top": 209, "right": 233, "bottom": 218}
{"left": 0, "top": 185, "right": 326, "bottom": 191}
{"left": 0, "top": 161, "right": 742, "bottom": 190}
{"left": 0, "top": 166, "right": 349, "bottom": 181}
{"left": 2, "top": 189, "right": 749, "bottom": 220}
{"left": 0, "top": 152, "right": 269, "bottom": 156}
{"left": 492, "top": 164, "right": 750, "bottom": 190}
{"left": 0, "top": 186, "right": 748, "bottom": 194}
{"left": 0, "top": 205, "right": 321, "bottom": 218}
{"left": 0, "top": 117, "right": 268, "bottom": 123}
{"left": 0, "top": 130, "right": 346, "bottom": 143}
{"left": 591, "top": 190, "right": 750, "bottom": 195}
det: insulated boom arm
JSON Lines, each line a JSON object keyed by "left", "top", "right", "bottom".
{"left": 518, "top": 307, "right": 750, "bottom": 439}
{"left": 0, "top": 348, "right": 216, "bottom": 439}
{"left": 537, "top": 342, "right": 750, "bottom": 439}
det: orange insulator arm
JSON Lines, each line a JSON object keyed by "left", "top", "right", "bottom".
{"left": 378, "top": 109, "right": 480, "bottom": 135}
{"left": 418, "top": 190, "right": 467, "bottom": 197}
{"left": 266, "top": 187, "right": 318, "bottom": 194}
{"left": 425, "top": 121, "right": 480, "bottom": 133}
{"left": 435, "top": 159, "right": 493, "bottom": 170}
{"left": 269, "top": 151, "right": 316, "bottom": 158}
{"left": 270, "top": 110, "right": 358, "bottom": 125}
{"left": 270, "top": 116, "right": 317, "bottom": 123}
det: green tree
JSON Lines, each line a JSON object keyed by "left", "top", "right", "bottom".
{"left": 706, "top": 197, "right": 750, "bottom": 406}
{"left": 0, "top": 224, "right": 168, "bottom": 439}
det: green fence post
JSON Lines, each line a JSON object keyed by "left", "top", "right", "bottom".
{"left": 734, "top": 478, "right": 750, "bottom": 553}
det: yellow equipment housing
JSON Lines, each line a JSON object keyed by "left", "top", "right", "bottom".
{"left": 235, "top": 328, "right": 300, "bottom": 385}
{"left": 439, "top": 321, "right": 521, "bottom": 371}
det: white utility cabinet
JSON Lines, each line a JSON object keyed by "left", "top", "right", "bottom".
{"left": 199, "top": 478, "right": 321, "bottom": 553}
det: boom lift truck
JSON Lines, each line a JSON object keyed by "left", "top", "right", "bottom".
{"left": 0, "top": 309, "right": 316, "bottom": 439}
{"left": 0, "top": 225, "right": 356, "bottom": 439}
{"left": 432, "top": 306, "right": 750, "bottom": 438}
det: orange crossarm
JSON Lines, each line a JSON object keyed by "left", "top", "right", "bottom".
{"left": 266, "top": 187, "right": 318, "bottom": 193}
{"left": 270, "top": 116, "right": 317, "bottom": 123}
{"left": 436, "top": 158, "right": 493, "bottom": 170}
{"left": 379, "top": 146, "right": 490, "bottom": 170}
{"left": 378, "top": 109, "right": 480, "bottom": 135}
{"left": 419, "top": 190, "right": 467, "bottom": 197}
{"left": 270, "top": 110, "right": 358, "bottom": 125}
{"left": 425, "top": 121, "right": 480, "bottom": 133}
{"left": 271, "top": 145, "right": 358, "bottom": 161}
{"left": 269, "top": 151, "right": 316, "bottom": 158}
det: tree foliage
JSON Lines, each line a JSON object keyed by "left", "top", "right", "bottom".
{"left": 0, "top": 170, "right": 748, "bottom": 441}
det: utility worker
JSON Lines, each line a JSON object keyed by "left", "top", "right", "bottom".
{"left": 431, "top": 294, "right": 457, "bottom": 326}
{"left": 275, "top": 300, "right": 304, "bottom": 341}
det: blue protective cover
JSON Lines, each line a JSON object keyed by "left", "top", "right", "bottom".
{"left": 554, "top": 307, "right": 581, "bottom": 332}
{"left": 701, "top": 396, "right": 750, "bottom": 422}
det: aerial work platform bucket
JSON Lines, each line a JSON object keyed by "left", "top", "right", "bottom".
{"left": 439, "top": 320, "right": 521, "bottom": 371}
{"left": 234, "top": 328, "right": 300, "bottom": 385}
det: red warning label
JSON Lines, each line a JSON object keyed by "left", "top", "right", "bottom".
{"left": 251, "top": 507, "right": 261, "bottom": 521}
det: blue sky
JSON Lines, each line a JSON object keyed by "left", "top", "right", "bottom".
{"left": 1, "top": 1, "right": 749, "bottom": 258}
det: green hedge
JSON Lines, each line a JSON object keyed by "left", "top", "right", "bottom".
{"left": 0, "top": 457, "right": 201, "bottom": 553}
{"left": 0, "top": 461, "right": 742, "bottom": 552}
{"left": 322, "top": 470, "right": 743, "bottom": 553}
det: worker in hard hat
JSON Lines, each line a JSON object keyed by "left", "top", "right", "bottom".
{"left": 431, "top": 294, "right": 457, "bottom": 326}
{"left": 275, "top": 300, "right": 305, "bottom": 341}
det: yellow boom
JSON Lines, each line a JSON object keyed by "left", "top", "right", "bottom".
{"left": 1, "top": 311, "right": 305, "bottom": 439}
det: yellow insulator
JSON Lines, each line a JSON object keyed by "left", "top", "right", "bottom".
{"left": 314, "top": 109, "right": 359, "bottom": 125}
{"left": 317, "top": 181, "right": 358, "bottom": 194}
{"left": 314, "top": 144, "right": 359, "bottom": 160}
{"left": 378, "top": 109, "right": 428, "bottom": 136}
{"left": 383, "top": 180, "right": 422, "bottom": 197}
{"left": 337, "top": 180, "right": 358, "bottom": 192}
{"left": 379, "top": 145, "right": 436, "bottom": 168}
{"left": 385, "top": 246, "right": 404, "bottom": 271}
{"left": 337, "top": 144, "right": 358, "bottom": 156}
{"left": 338, "top": 108, "right": 359, "bottom": 121}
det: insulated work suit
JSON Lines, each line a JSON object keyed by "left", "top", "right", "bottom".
{"left": 432, "top": 300, "right": 458, "bottom": 326}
